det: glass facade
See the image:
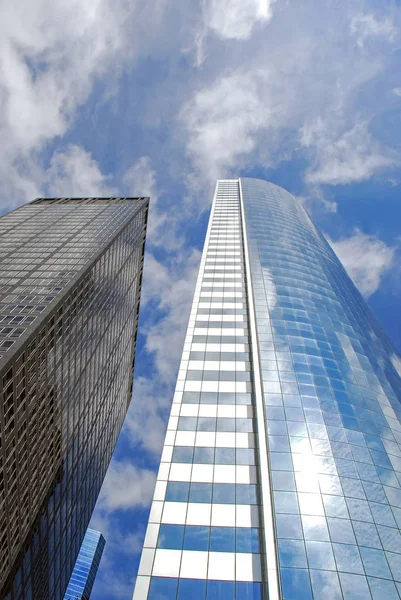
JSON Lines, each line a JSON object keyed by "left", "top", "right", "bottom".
{"left": 0, "top": 197, "right": 149, "bottom": 600}
{"left": 134, "top": 178, "right": 401, "bottom": 600}
{"left": 63, "top": 528, "right": 105, "bottom": 600}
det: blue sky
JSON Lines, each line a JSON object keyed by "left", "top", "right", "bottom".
{"left": 1, "top": 0, "right": 401, "bottom": 598}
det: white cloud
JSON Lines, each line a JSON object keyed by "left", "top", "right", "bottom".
{"left": 123, "top": 156, "right": 183, "bottom": 250}
{"left": 124, "top": 157, "right": 157, "bottom": 200}
{"left": 123, "top": 156, "right": 164, "bottom": 240}
{"left": 194, "top": 0, "right": 275, "bottom": 64}
{"left": 1, "top": 145, "right": 151, "bottom": 211}
{"left": 0, "top": 0, "right": 169, "bottom": 209}
{"left": 45, "top": 145, "right": 116, "bottom": 197}
{"left": 302, "top": 120, "right": 396, "bottom": 186}
{"left": 350, "top": 13, "right": 397, "bottom": 48}
{"left": 96, "top": 460, "right": 156, "bottom": 512}
{"left": 393, "top": 87, "right": 401, "bottom": 97}
{"left": 205, "top": 0, "right": 274, "bottom": 40}
{"left": 180, "top": 70, "right": 270, "bottom": 182}
{"left": 182, "top": 64, "right": 397, "bottom": 190}
{"left": 126, "top": 376, "right": 172, "bottom": 457}
{"left": 327, "top": 228, "right": 395, "bottom": 297}
{"left": 0, "top": 0, "right": 137, "bottom": 157}
{"left": 183, "top": 0, "right": 401, "bottom": 195}
{"left": 142, "top": 249, "right": 201, "bottom": 380}
{"left": 0, "top": 143, "right": 120, "bottom": 213}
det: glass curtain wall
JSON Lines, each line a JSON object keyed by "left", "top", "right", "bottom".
{"left": 63, "top": 529, "right": 105, "bottom": 600}
{"left": 241, "top": 177, "right": 401, "bottom": 600}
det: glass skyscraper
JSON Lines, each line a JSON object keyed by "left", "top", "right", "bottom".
{"left": 133, "top": 178, "right": 401, "bottom": 600}
{"left": 64, "top": 529, "right": 105, "bottom": 600}
{"left": 0, "top": 197, "right": 149, "bottom": 600}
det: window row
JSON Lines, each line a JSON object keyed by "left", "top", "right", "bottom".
{"left": 187, "top": 360, "right": 249, "bottom": 370}
{"left": 182, "top": 392, "right": 253, "bottom": 405}
{"left": 157, "top": 524, "right": 260, "bottom": 553}
{"left": 185, "top": 372, "right": 251, "bottom": 383}
{"left": 177, "top": 417, "right": 255, "bottom": 433}
{"left": 275, "top": 510, "right": 401, "bottom": 554}
{"left": 165, "top": 481, "right": 259, "bottom": 505}
{"left": 171, "top": 447, "right": 257, "bottom": 466}
{"left": 273, "top": 488, "right": 400, "bottom": 524}
{"left": 190, "top": 352, "right": 250, "bottom": 361}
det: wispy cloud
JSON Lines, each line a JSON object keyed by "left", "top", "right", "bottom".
{"left": 124, "top": 156, "right": 186, "bottom": 251}
{"left": 45, "top": 145, "right": 116, "bottom": 197}
{"left": 96, "top": 460, "right": 156, "bottom": 512}
{"left": 194, "top": 0, "right": 275, "bottom": 65}
{"left": 126, "top": 376, "right": 173, "bottom": 457}
{"left": 0, "top": 0, "right": 168, "bottom": 208}
{"left": 327, "top": 228, "right": 396, "bottom": 297}
{"left": 143, "top": 249, "right": 201, "bottom": 379}
{"left": 350, "top": 12, "right": 397, "bottom": 48}
{"left": 182, "top": 0, "right": 401, "bottom": 198}
{"left": 302, "top": 120, "right": 397, "bottom": 186}
{"left": 204, "top": 0, "right": 274, "bottom": 41}
{"left": 180, "top": 70, "right": 270, "bottom": 182}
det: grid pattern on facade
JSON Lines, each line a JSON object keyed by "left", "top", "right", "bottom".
{"left": 133, "top": 181, "right": 264, "bottom": 600}
{"left": 0, "top": 198, "right": 145, "bottom": 360}
{"left": 63, "top": 528, "right": 105, "bottom": 600}
{"left": 241, "top": 177, "right": 401, "bottom": 600}
{"left": 0, "top": 198, "right": 148, "bottom": 600}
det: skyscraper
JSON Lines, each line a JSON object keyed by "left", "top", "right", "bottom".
{"left": 134, "top": 178, "right": 401, "bottom": 600}
{"left": 63, "top": 529, "right": 105, "bottom": 600}
{"left": 0, "top": 197, "right": 149, "bottom": 600}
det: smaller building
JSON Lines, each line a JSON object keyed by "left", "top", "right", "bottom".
{"left": 63, "top": 529, "right": 105, "bottom": 600}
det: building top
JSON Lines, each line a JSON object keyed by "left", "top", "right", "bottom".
{"left": 63, "top": 528, "right": 106, "bottom": 600}
{"left": 0, "top": 196, "right": 149, "bottom": 369}
{"left": 30, "top": 197, "right": 149, "bottom": 206}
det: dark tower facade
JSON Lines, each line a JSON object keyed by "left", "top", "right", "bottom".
{"left": 0, "top": 197, "right": 149, "bottom": 600}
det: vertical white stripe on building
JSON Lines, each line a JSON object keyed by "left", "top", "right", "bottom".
{"left": 133, "top": 180, "right": 266, "bottom": 599}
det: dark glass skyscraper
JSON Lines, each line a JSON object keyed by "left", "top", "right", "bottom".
{"left": 134, "top": 178, "right": 401, "bottom": 600}
{"left": 63, "top": 529, "right": 105, "bottom": 600}
{"left": 0, "top": 197, "right": 149, "bottom": 600}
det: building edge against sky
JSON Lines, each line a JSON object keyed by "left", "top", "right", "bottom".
{"left": 63, "top": 529, "right": 105, "bottom": 600}
{"left": 0, "top": 197, "right": 149, "bottom": 600}
{"left": 133, "top": 178, "right": 401, "bottom": 600}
